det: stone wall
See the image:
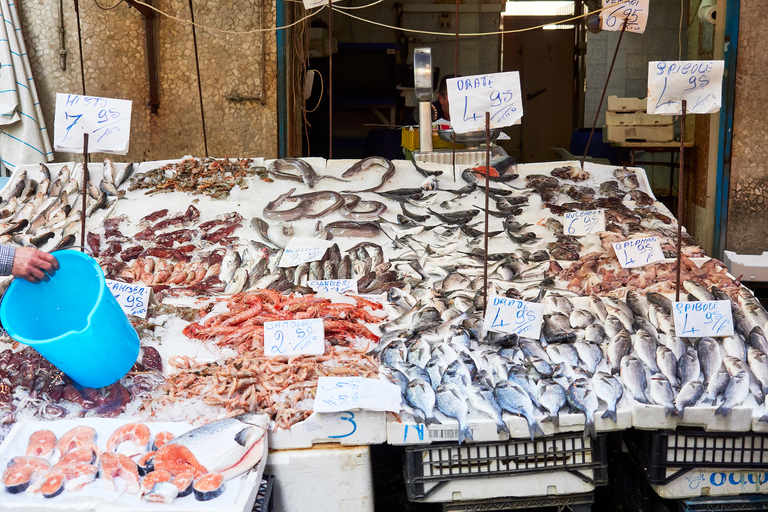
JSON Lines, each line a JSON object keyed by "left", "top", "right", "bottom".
{"left": 19, "top": 0, "right": 278, "bottom": 163}
{"left": 725, "top": 0, "right": 768, "bottom": 254}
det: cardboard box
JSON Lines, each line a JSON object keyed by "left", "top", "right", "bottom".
{"left": 604, "top": 124, "right": 675, "bottom": 143}
{"left": 606, "top": 111, "right": 674, "bottom": 126}
{"left": 724, "top": 251, "right": 768, "bottom": 282}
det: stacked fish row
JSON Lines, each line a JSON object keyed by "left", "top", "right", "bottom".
{"left": 2, "top": 415, "right": 268, "bottom": 502}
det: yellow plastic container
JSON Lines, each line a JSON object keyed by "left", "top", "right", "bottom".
{"left": 401, "top": 128, "right": 464, "bottom": 151}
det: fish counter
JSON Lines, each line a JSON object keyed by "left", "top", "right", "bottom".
{"left": 0, "top": 154, "right": 766, "bottom": 506}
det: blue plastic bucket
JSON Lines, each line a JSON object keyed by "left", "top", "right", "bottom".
{"left": 0, "top": 249, "right": 139, "bottom": 388}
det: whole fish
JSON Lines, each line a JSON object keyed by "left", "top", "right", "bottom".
{"left": 620, "top": 355, "right": 650, "bottom": 404}
{"left": 268, "top": 158, "right": 347, "bottom": 189}
{"left": 675, "top": 381, "right": 704, "bottom": 418}
{"left": 468, "top": 381, "right": 509, "bottom": 434}
{"left": 633, "top": 329, "right": 660, "bottom": 373}
{"left": 649, "top": 375, "right": 677, "bottom": 417}
{"left": 698, "top": 337, "right": 723, "bottom": 385}
{"left": 435, "top": 383, "right": 473, "bottom": 444}
{"left": 748, "top": 347, "right": 768, "bottom": 396}
{"left": 607, "top": 329, "right": 631, "bottom": 374}
{"left": 701, "top": 366, "right": 729, "bottom": 406}
{"left": 494, "top": 380, "right": 544, "bottom": 440}
{"left": 405, "top": 379, "right": 441, "bottom": 425}
{"left": 593, "top": 372, "right": 623, "bottom": 422}
{"left": 677, "top": 349, "right": 700, "bottom": 387}
{"left": 567, "top": 379, "right": 599, "bottom": 438}
{"left": 715, "top": 371, "right": 749, "bottom": 417}
{"left": 538, "top": 379, "right": 567, "bottom": 427}
{"left": 656, "top": 346, "right": 679, "bottom": 389}
{"left": 574, "top": 341, "right": 602, "bottom": 374}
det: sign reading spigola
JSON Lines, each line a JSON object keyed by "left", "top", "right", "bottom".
{"left": 647, "top": 60, "right": 724, "bottom": 115}
{"left": 53, "top": 93, "right": 132, "bottom": 154}
{"left": 446, "top": 72, "right": 523, "bottom": 134}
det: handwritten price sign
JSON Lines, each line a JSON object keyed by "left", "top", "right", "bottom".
{"left": 673, "top": 300, "right": 734, "bottom": 337}
{"left": 446, "top": 72, "right": 523, "bottom": 134}
{"left": 484, "top": 296, "right": 544, "bottom": 338}
{"left": 309, "top": 279, "right": 358, "bottom": 294}
{"left": 601, "top": 0, "right": 649, "bottom": 33}
{"left": 105, "top": 279, "right": 150, "bottom": 318}
{"left": 564, "top": 210, "right": 606, "bottom": 236}
{"left": 314, "top": 377, "right": 402, "bottom": 413}
{"left": 647, "top": 60, "right": 724, "bottom": 114}
{"left": 264, "top": 318, "right": 325, "bottom": 357}
{"left": 278, "top": 237, "right": 335, "bottom": 268}
{"left": 612, "top": 236, "right": 664, "bottom": 268}
{"left": 53, "top": 93, "right": 132, "bottom": 154}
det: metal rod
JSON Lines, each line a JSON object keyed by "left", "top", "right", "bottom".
{"left": 482, "top": 112, "right": 490, "bottom": 314}
{"left": 328, "top": 0, "right": 333, "bottom": 159}
{"left": 581, "top": 17, "right": 628, "bottom": 167}
{"left": 80, "top": 134, "right": 89, "bottom": 252}
{"left": 188, "top": 0, "right": 209, "bottom": 157}
{"left": 454, "top": 0, "right": 459, "bottom": 77}
{"left": 58, "top": 0, "right": 67, "bottom": 71}
{"left": 675, "top": 100, "right": 686, "bottom": 302}
{"left": 73, "top": 0, "right": 86, "bottom": 95}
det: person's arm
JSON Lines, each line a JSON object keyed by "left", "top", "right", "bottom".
{"left": 2, "top": 245, "right": 59, "bottom": 283}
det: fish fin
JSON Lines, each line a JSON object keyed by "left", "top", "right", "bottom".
{"left": 496, "top": 420, "right": 510, "bottom": 435}
{"left": 541, "top": 414, "right": 560, "bottom": 427}
{"left": 425, "top": 416, "right": 442, "bottom": 426}
{"left": 583, "top": 419, "right": 596, "bottom": 439}
{"left": 635, "top": 394, "right": 651, "bottom": 405}
{"left": 757, "top": 393, "right": 766, "bottom": 406}
{"left": 676, "top": 407, "right": 685, "bottom": 420}
{"left": 234, "top": 428, "right": 250, "bottom": 447}
{"left": 715, "top": 404, "right": 731, "bottom": 417}
{"left": 529, "top": 419, "right": 545, "bottom": 440}
{"left": 665, "top": 406, "right": 677, "bottom": 418}
{"left": 460, "top": 425, "right": 473, "bottom": 444}
{"left": 759, "top": 413, "right": 768, "bottom": 424}
{"left": 601, "top": 409, "right": 617, "bottom": 423}
{"left": 700, "top": 397, "right": 715, "bottom": 406}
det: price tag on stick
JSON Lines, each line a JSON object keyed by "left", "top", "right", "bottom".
{"left": 600, "top": 0, "right": 649, "bottom": 33}
{"left": 564, "top": 210, "right": 606, "bottom": 236}
{"left": 53, "top": 93, "right": 132, "bottom": 154}
{"left": 484, "top": 296, "right": 544, "bottom": 339}
{"left": 264, "top": 318, "right": 325, "bottom": 357}
{"left": 446, "top": 72, "right": 523, "bottom": 134}
{"left": 647, "top": 60, "right": 725, "bottom": 114}
{"left": 278, "top": 237, "right": 335, "bottom": 268}
{"left": 314, "top": 377, "right": 402, "bottom": 413}
{"left": 105, "top": 279, "right": 150, "bottom": 318}
{"left": 308, "top": 279, "right": 358, "bottom": 294}
{"left": 673, "top": 300, "right": 734, "bottom": 337}
{"left": 612, "top": 236, "right": 664, "bottom": 268}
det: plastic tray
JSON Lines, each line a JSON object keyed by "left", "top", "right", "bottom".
{"left": 403, "top": 432, "right": 608, "bottom": 502}
{"left": 441, "top": 492, "right": 595, "bottom": 512}
{"left": 252, "top": 475, "right": 274, "bottom": 512}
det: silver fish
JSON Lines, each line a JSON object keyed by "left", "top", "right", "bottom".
{"left": 593, "top": 372, "right": 623, "bottom": 422}
{"left": 567, "top": 378, "right": 600, "bottom": 438}
{"left": 585, "top": 323, "right": 606, "bottom": 344}
{"left": 405, "top": 379, "right": 441, "bottom": 425}
{"left": 538, "top": 379, "right": 567, "bottom": 427}
{"left": 494, "top": 380, "right": 544, "bottom": 441}
{"left": 723, "top": 334, "right": 747, "bottom": 361}
{"left": 675, "top": 381, "right": 704, "bottom": 418}
{"left": 570, "top": 309, "right": 595, "bottom": 329}
{"left": 607, "top": 329, "right": 631, "bottom": 374}
{"left": 604, "top": 316, "right": 625, "bottom": 339}
{"left": 435, "top": 383, "right": 473, "bottom": 444}
{"left": 677, "top": 349, "right": 701, "bottom": 387}
{"left": 219, "top": 249, "right": 242, "bottom": 283}
{"left": 748, "top": 347, "right": 768, "bottom": 396}
{"left": 664, "top": 333, "right": 687, "bottom": 361}
{"left": 656, "top": 346, "right": 679, "bottom": 389}
{"left": 620, "top": 355, "right": 650, "bottom": 404}
{"left": 698, "top": 337, "right": 723, "bottom": 385}
{"left": 649, "top": 374, "right": 677, "bottom": 416}
{"left": 468, "top": 381, "right": 509, "bottom": 434}
{"left": 633, "top": 329, "right": 660, "bottom": 374}
{"left": 701, "top": 366, "right": 729, "bottom": 406}
{"left": 406, "top": 338, "right": 431, "bottom": 369}
{"left": 589, "top": 295, "right": 608, "bottom": 322}
{"left": 223, "top": 268, "right": 248, "bottom": 295}
{"left": 574, "top": 341, "right": 602, "bottom": 374}
{"left": 724, "top": 356, "right": 765, "bottom": 405}
{"left": 715, "top": 371, "right": 749, "bottom": 417}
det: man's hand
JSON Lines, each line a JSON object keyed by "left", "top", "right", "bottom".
{"left": 12, "top": 247, "right": 59, "bottom": 283}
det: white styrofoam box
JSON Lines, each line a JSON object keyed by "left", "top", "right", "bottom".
{"left": 267, "top": 410, "right": 385, "bottom": 450}
{"left": 629, "top": 399, "right": 753, "bottom": 432}
{"left": 724, "top": 251, "right": 768, "bottom": 282}
{"left": 651, "top": 469, "right": 768, "bottom": 499}
{"left": 0, "top": 419, "right": 266, "bottom": 512}
{"left": 607, "top": 96, "right": 647, "bottom": 112}
{"left": 264, "top": 444, "right": 373, "bottom": 512}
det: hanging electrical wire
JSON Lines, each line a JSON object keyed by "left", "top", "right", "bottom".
{"left": 93, "top": 0, "right": 124, "bottom": 10}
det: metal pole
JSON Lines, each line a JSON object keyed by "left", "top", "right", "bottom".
{"left": 80, "top": 134, "right": 89, "bottom": 252}
{"left": 675, "top": 100, "right": 686, "bottom": 302}
{"left": 581, "top": 17, "right": 628, "bottom": 167}
{"left": 188, "top": 0, "right": 209, "bottom": 157}
{"left": 328, "top": 0, "right": 333, "bottom": 159}
{"left": 482, "top": 112, "right": 490, "bottom": 314}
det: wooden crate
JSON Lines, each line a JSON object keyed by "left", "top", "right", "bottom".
{"left": 604, "top": 124, "right": 675, "bottom": 143}
{"left": 606, "top": 111, "right": 674, "bottom": 127}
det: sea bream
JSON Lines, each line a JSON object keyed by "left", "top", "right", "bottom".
{"left": 154, "top": 413, "right": 268, "bottom": 479}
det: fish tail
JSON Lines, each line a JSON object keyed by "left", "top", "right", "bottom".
{"left": 759, "top": 413, "right": 768, "bottom": 424}
{"left": 426, "top": 415, "right": 442, "bottom": 426}
{"left": 715, "top": 404, "right": 731, "bottom": 417}
{"left": 665, "top": 406, "right": 677, "bottom": 418}
{"left": 496, "top": 419, "right": 510, "bottom": 435}
{"left": 528, "top": 417, "right": 545, "bottom": 440}
{"left": 700, "top": 396, "right": 715, "bottom": 406}
{"left": 600, "top": 408, "right": 617, "bottom": 423}
{"left": 583, "top": 418, "right": 596, "bottom": 439}
{"left": 635, "top": 393, "right": 651, "bottom": 405}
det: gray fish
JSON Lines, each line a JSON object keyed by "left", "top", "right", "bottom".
{"left": 397, "top": 362, "right": 432, "bottom": 384}
{"left": 507, "top": 366, "right": 541, "bottom": 408}
{"left": 103, "top": 157, "right": 116, "bottom": 184}
{"left": 664, "top": 333, "right": 687, "bottom": 361}
{"left": 633, "top": 329, "right": 660, "bottom": 373}
{"left": 649, "top": 375, "right": 677, "bottom": 417}
{"left": 602, "top": 296, "right": 634, "bottom": 322}
{"left": 538, "top": 379, "right": 567, "bottom": 427}
{"left": 405, "top": 379, "right": 441, "bottom": 425}
{"left": 745, "top": 304, "right": 768, "bottom": 332}
{"left": 520, "top": 339, "right": 550, "bottom": 364}
{"left": 87, "top": 180, "right": 101, "bottom": 200}
{"left": 406, "top": 338, "right": 431, "bottom": 369}
{"left": 546, "top": 343, "right": 580, "bottom": 367}
{"left": 749, "top": 327, "right": 768, "bottom": 356}
{"left": 634, "top": 317, "right": 660, "bottom": 344}
{"left": 675, "top": 381, "right": 704, "bottom": 418}
{"left": 698, "top": 337, "right": 723, "bottom": 385}
{"left": 748, "top": 347, "right": 768, "bottom": 396}
{"left": 85, "top": 192, "right": 109, "bottom": 217}
{"left": 115, "top": 162, "right": 135, "bottom": 188}
{"left": 683, "top": 280, "right": 714, "bottom": 302}
{"left": 626, "top": 291, "right": 650, "bottom": 320}
{"left": 604, "top": 316, "right": 624, "bottom": 339}
{"left": 646, "top": 291, "right": 673, "bottom": 315}
{"left": 723, "top": 356, "right": 765, "bottom": 405}
{"left": 494, "top": 380, "right": 544, "bottom": 440}
{"left": 656, "top": 346, "right": 679, "bottom": 389}
{"left": 219, "top": 249, "right": 241, "bottom": 283}
{"left": 380, "top": 340, "right": 407, "bottom": 367}
{"left": 435, "top": 383, "right": 473, "bottom": 443}
{"left": 620, "top": 355, "right": 650, "bottom": 404}
{"left": 574, "top": 341, "right": 602, "bottom": 375}
{"left": 441, "top": 360, "right": 472, "bottom": 398}
{"left": 425, "top": 356, "right": 446, "bottom": 391}
{"left": 715, "top": 371, "right": 750, "bottom": 417}
{"left": 589, "top": 295, "right": 608, "bottom": 323}
{"left": 39, "top": 163, "right": 51, "bottom": 181}
{"left": 592, "top": 372, "right": 623, "bottom": 422}
{"left": 701, "top": 366, "right": 729, "bottom": 406}
{"left": 527, "top": 355, "right": 553, "bottom": 378}
{"left": 606, "top": 305, "right": 634, "bottom": 333}
{"left": 607, "top": 329, "right": 631, "bottom": 374}
{"left": 567, "top": 378, "right": 599, "bottom": 438}
{"left": 585, "top": 323, "right": 606, "bottom": 344}
{"left": 223, "top": 268, "right": 248, "bottom": 295}
{"left": 678, "top": 349, "right": 701, "bottom": 387}
{"left": 723, "top": 334, "right": 748, "bottom": 361}
{"left": 570, "top": 309, "right": 595, "bottom": 329}
{"left": 468, "top": 381, "right": 509, "bottom": 434}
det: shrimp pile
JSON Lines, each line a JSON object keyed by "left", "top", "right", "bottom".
{"left": 181, "top": 289, "right": 383, "bottom": 354}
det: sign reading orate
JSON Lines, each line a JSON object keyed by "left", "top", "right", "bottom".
{"left": 647, "top": 60, "right": 724, "bottom": 114}
{"left": 446, "top": 72, "right": 523, "bottom": 134}
{"left": 601, "top": 0, "right": 649, "bottom": 33}
{"left": 564, "top": 210, "right": 606, "bottom": 236}
{"left": 105, "top": 279, "right": 150, "bottom": 318}
{"left": 53, "top": 93, "right": 132, "bottom": 154}
{"left": 484, "top": 296, "right": 544, "bottom": 339}
{"left": 612, "top": 236, "right": 664, "bottom": 268}
{"left": 264, "top": 318, "right": 325, "bottom": 357}
{"left": 278, "top": 237, "right": 335, "bottom": 268}
{"left": 673, "top": 300, "right": 734, "bottom": 337}
{"left": 309, "top": 279, "right": 358, "bottom": 294}
{"left": 314, "top": 377, "right": 402, "bottom": 413}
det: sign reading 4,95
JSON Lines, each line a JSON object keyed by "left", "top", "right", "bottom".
{"left": 612, "top": 236, "right": 664, "bottom": 268}
{"left": 264, "top": 318, "right": 325, "bottom": 357}
{"left": 484, "top": 296, "right": 544, "bottom": 339}
{"left": 647, "top": 60, "right": 724, "bottom": 115}
{"left": 673, "top": 300, "right": 734, "bottom": 337}
{"left": 446, "top": 72, "right": 523, "bottom": 134}
{"left": 53, "top": 93, "right": 132, "bottom": 154}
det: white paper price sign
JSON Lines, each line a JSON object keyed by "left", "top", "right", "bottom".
{"left": 53, "top": 93, "right": 132, "bottom": 154}
{"left": 647, "top": 60, "right": 724, "bottom": 114}
{"left": 601, "top": 0, "right": 649, "bottom": 33}
{"left": 302, "top": 0, "right": 341, "bottom": 9}
{"left": 673, "top": 300, "right": 734, "bottom": 337}
{"left": 612, "top": 236, "right": 664, "bottom": 268}
{"left": 446, "top": 72, "right": 523, "bottom": 134}
{"left": 105, "top": 279, "right": 150, "bottom": 318}
{"left": 278, "top": 237, "right": 335, "bottom": 268}
{"left": 309, "top": 279, "right": 358, "bottom": 294}
{"left": 264, "top": 318, "right": 325, "bottom": 356}
{"left": 314, "top": 377, "right": 402, "bottom": 413}
{"left": 564, "top": 210, "right": 606, "bottom": 236}
{"left": 484, "top": 296, "right": 544, "bottom": 338}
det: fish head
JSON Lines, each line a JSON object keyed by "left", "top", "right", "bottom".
{"left": 234, "top": 413, "right": 270, "bottom": 435}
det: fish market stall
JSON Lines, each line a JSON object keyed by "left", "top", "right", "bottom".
{"left": 0, "top": 153, "right": 767, "bottom": 508}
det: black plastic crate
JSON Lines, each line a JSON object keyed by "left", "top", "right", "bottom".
{"left": 404, "top": 432, "right": 608, "bottom": 501}
{"left": 441, "top": 492, "right": 594, "bottom": 512}
{"left": 680, "top": 495, "right": 768, "bottom": 511}
{"left": 624, "top": 429, "right": 768, "bottom": 485}
{"left": 252, "top": 474, "right": 275, "bottom": 512}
